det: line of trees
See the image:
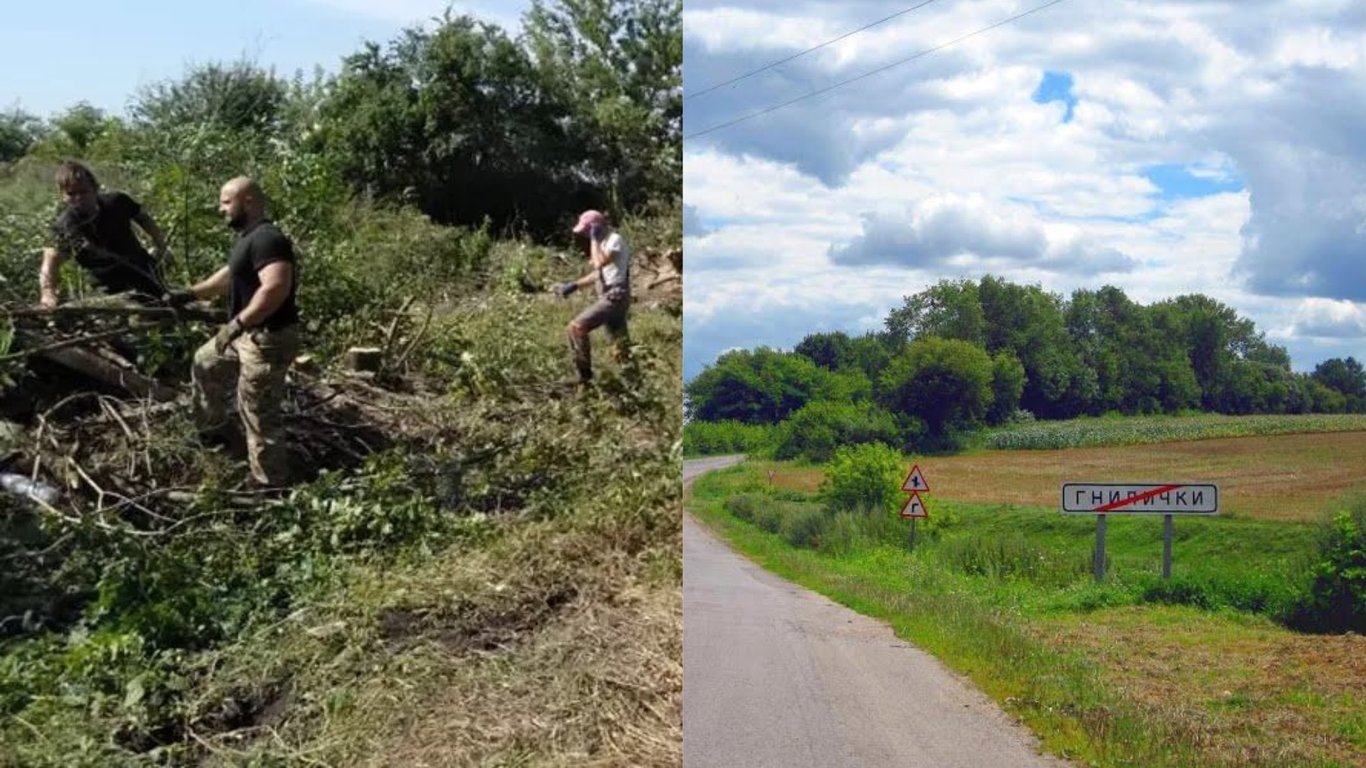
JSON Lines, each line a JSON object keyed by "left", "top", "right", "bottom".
{"left": 0, "top": 0, "right": 680, "bottom": 240}
{"left": 685, "top": 276, "right": 1366, "bottom": 459}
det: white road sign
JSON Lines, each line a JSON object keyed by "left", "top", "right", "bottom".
{"left": 1062, "top": 483, "right": 1219, "bottom": 515}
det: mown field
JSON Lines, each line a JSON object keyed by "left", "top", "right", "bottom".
{"left": 687, "top": 429, "right": 1366, "bottom": 768}
{"left": 771, "top": 429, "right": 1366, "bottom": 522}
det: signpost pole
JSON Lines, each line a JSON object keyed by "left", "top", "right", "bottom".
{"left": 1094, "top": 514, "right": 1107, "bottom": 582}
{"left": 910, "top": 517, "right": 917, "bottom": 550}
{"left": 1162, "top": 514, "right": 1173, "bottom": 579}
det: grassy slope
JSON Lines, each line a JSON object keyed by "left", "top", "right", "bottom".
{"left": 688, "top": 454, "right": 1366, "bottom": 768}
{"left": 1, "top": 290, "right": 683, "bottom": 767}
{"left": 230, "top": 298, "right": 684, "bottom": 767}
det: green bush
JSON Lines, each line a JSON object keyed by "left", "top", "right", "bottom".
{"left": 773, "top": 400, "right": 900, "bottom": 463}
{"left": 682, "top": 420, "right": 775, "bottom": 457}
{"left": 1138, "top": 572, "right": 1300, "bottom": 617}
{"left": 819, "top": 442, "right": 904, "bottom": 516}
{"left": 1288, "top": 497, "right": 1366, "bottom": 633}
{"left": 753, "top": 505, "right": 784, "bottom": 534}
{"left": 723, "top": 493, "right": 761, "bottom": 522}
{"left": 780, "top": 503, "right": 827, "bottom": 549}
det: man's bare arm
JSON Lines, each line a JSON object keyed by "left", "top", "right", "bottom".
{"left": 189, "top": 267, "right": 232, "bottom": 299}
{"left": 39, "top": 248, "right": 63, "bottom": 308}
{"left": 234, "top": 262, "right": 292, "bottom": 328}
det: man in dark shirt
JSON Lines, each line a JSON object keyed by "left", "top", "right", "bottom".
{"left": 40, "top": 161, "right": 169, "bottom": 307}
{"left": 166, "top": 176, "right": 300, "bottom": 487}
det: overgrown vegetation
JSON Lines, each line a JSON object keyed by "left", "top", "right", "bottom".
{"left": 1, "top": 1, "right": 682, "bottom": 763}
{"left": 690, "top": 460, "right": 1366, "bottom": 766}
{"left": 683, "top": 276, "right": 1366, "bottom": 458}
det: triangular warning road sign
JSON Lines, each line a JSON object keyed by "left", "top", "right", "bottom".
{"left": 901, "top": 464, "right": 929, "bottom": 493}
{"left": 899, "top": 491, "right": 928, "bottom": 518}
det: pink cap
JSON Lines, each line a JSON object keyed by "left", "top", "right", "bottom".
{"left": 573, "top": 209, "right": 606, "bottom": 235}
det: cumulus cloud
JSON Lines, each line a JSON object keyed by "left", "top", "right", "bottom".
{"left": 828, "top": 195, "right": 1136, "bottom": 275}
{"left": 1289, "top": 298, "right": 1366, "bottom": 339}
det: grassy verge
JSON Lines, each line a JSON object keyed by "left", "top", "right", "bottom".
{"left": 687, "top": 460, "right": 1366, "bottom": 768}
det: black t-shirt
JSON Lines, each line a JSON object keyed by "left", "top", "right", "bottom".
{"left": 229, "top": 221, "right": 299, "bottom": 329}
{"left": 51, "top": 191, "right": 163, "bottom": 298}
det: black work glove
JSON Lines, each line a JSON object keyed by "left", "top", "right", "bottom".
{"left": 163, "top": 289, "right": 197, "bottom": 307}
{"left": 213, "top": 318, "right": 245, "bottom": 355}
{"left": 553, "top": 282, "right": 579, "bottom": 298}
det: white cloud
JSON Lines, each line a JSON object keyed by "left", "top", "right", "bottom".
{"left": 1289, "top": 299, "right": 1366, "bottom": 339}
{"left": 684, "top": 0, "right": 1366, "bottom": 377}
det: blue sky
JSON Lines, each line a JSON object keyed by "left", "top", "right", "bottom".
{"left": 1, "top": 0, "right": 528, "bottom": 117}
{"left": 683, "top": 0, "right": 1366, "bottom": 381}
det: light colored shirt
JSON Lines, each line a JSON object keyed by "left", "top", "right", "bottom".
{"left": 599, "top": 231, "right": 630, "bottom": 289}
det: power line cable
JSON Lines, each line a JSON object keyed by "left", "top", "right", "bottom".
{"left": 685, "top": 0, "right": 1070, "bottom": 141}
{"left": 685, "top": 0, "right": 946, "bottom": 102}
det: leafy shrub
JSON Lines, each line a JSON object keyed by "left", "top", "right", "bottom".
{"left": 723, "top": 493, "right": 761, "bottom": 522}
{"left": 682, "top": 420, "right": 775, "bottom": 457}
{"left": 780, "top": 504, "right": 827, "bottom": 549}
{"left": 753, "top": 505, "right": 784, "bottom": 534}
{"left": 773, "top": 400, "right": 900, "bottom": 463}
{"left": 1287, "top": 497, "right": 1366, "bottom": 633}
{"left": 819, "top": 442, "right": 904, "bottom": 516}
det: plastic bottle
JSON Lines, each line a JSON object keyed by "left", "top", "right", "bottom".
{"left": 0, "top": 473, "right": 60, "bottom": 506}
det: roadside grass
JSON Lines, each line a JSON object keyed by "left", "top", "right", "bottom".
{"left": 983, "top": 413, "right": 1366, "bottom": 451}
{"left": 757, "top": 430, "right": 1366, "bottom": 522}
{"left": 687, "top": 459, "right": 1366, "bottom": 768}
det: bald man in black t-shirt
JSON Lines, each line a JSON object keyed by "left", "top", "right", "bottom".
{"left": 165, "top": 176, "right": 301, "bottom": 487}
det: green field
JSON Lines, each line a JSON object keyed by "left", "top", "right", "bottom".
{"left": 688, "top": 446, "right": 1366, "bottom": 768}
{"left": 983, "top": 413, "right": 1366, "bottom": 451}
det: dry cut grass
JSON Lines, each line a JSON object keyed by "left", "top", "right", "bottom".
{"left": 1041, "top": 606, "right": 1366, "bottom": 767}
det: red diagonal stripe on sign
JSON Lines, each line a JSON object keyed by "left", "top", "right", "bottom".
{"left": 1094, "top": 484, "right": 1184, "bottom": 512}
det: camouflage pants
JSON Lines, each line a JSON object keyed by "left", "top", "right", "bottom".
{"left": 567, "top": 286, "right": 629, "bottom": 382}
{"left": 192, "top": 325, "right": 299, "bottom": 485}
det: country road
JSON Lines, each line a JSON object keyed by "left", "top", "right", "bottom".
{"left": 682, "top": 456, "right": 1069, "bottom": 768}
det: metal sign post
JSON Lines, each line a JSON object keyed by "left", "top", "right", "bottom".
{"left": 1062, "top": 483, "right": 1219, "bottom": 581}
{"left": 1163, "top": 514, "right": 1174, "bottom": 579}
{"left": 1094, "top": 514, "right": 1107, "bottom": 582}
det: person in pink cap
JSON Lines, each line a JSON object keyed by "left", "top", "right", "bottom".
{"left": 552, "top": 209, "right": 632, "bottom": 384}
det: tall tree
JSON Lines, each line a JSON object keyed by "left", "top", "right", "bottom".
{"left": 1313, "top": 357, "right": 1366, "bottom": 411}
{"left": 885, "top": 279, "right": 985, "bottom": 346}
{"left": 0, "top": 108, "right": 44, "bottom": 163}
{"left": 685, "top": 348, "right": 830, "bottom": 424}
{"left": 878, "top": 337, "right": 994, "bottom": 435}
{"left": 523, "top": 0, "right": 682, "bottom": 209}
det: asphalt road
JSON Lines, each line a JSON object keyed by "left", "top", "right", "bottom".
{"left": 682, "top": 456, "right": 1069, "bottom": 768}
